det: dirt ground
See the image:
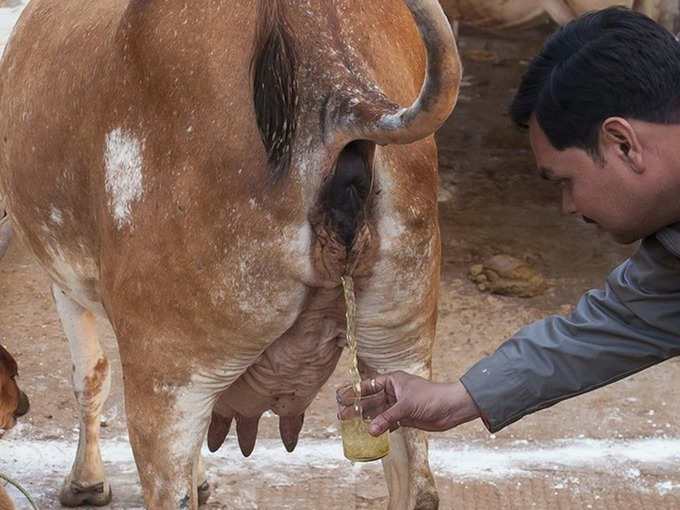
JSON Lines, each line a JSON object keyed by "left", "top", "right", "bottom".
{"left": 2, "top": 22, "right": 680, "bottom": 510}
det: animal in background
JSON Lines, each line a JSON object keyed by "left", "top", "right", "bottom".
{"left": 0, "top": 344, "right": 30, "bottom": 510}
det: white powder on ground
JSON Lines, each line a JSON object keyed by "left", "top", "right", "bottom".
{"left": 0, "top": 0, "right": 27, "bottom": 58}
{"left": 2, "top": 437, "right": 680, "bottom": 495}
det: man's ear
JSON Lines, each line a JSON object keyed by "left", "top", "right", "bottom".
{"left": 601, "top": 117, "right": 644, "bottom": 173}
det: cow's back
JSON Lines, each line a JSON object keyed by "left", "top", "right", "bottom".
{"left": 440, "top": 0, "right": 548, "bottom": 29}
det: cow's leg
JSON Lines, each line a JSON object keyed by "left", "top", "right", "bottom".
{"left": 52, "top": 285, "right": 112, "bottom": 507}
{"left": 118, "top": 356, "right": 216, "bottom": 510}
{"left": 197, "top": 454, "right": 211, "bottom": 505}
{"left": 635, "top": 0, "right": 679, "bottom": 31}
{"left": 632, "top": 0, "right": 659, "bottom": 19}
{"left": 542, "top": 0, "right": 577, "bottom": 25}
{"left": 359, "top": 361, "right": 437, "bottom": 510}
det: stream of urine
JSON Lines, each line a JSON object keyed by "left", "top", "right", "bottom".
{"left": 340, "top": 275, "right": 390, "bottom": 462}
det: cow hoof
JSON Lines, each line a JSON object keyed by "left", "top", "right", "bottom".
{"left": 59, "top": 479, "right": 112, "bottom": 507}
{"left": 198, "top": 480, "right": 211, "bottom": 505}
{"left": 414, "top": 489, "right": 439, "bottom": 510}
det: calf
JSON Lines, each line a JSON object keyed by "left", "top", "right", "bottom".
{"left": 0, "top": 345, "right": 28, "bottom": 431}
{"left": 0, "top": 345, "right": 29, "bottom": 510}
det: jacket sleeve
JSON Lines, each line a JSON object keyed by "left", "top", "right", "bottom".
{"left": 460, "top": 233, "right": 680, "bottom": 433}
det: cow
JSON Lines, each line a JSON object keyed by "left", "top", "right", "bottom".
{"left": 440, "top": 0, "right": 679, "bottom": 30}
{"left": 0, "top": 0, "right": 460, "bottom": 508}
{"left": 0, "top": 344, "right": 30, "bottom": 510}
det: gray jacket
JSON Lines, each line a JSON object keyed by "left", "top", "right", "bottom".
{"left": 460, "top": 223, "right": 680, "bottom": 433}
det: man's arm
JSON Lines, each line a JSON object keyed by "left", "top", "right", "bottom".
{"left": 461, "top": 231, "right": 680, "bottom": 433}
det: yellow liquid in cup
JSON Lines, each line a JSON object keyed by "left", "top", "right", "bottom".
{"left": 341, "top": 416, "right": 390, "bottom": 462}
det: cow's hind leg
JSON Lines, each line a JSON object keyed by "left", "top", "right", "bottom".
{"left": 52, "top": 285, "right": 112, "bottom": 506}
{"left": 197, "top": 454, "right": 211, "bottom": 505}
{"left": 117, "top": 350, "right": 215, "bottom": 510}
{"left": 359, "top": 362, "right": 438, "bottom": 510}
{"left": 382, "top": 427, "right": 438, "bottom": 510}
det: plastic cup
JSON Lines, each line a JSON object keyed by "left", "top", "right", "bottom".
{"left": 336, "top": 383, "right": 390, "bottom": 462}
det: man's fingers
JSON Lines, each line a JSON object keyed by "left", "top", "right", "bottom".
{"left": 338, "top": 375, "right": 389, "bottom": 405}
{"left": 360, "top": 375, "right": 387, "bottom": 397}
{"left": 368, "top": 401, "right": 408, "bottom": 436}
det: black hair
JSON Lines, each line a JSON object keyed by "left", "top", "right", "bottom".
{"left": 510, "top": 7, "right": 680, "bottom": 157}
{"left": 252, "top": 0, "right": 298, "bottom": 183}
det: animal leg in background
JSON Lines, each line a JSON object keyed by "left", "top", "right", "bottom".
{"left": 117, "top": 354, "right": 215, "bottom": 510}
{"left": 359, "top": 361, "right": 438, "bottom": 510}
{"left": 543, "top": 0, "right": 578, "bottom": 24}
{"left": 0, "top": 218, "right": 13, "bottom": 261}
{"left": 52, "top": 285, "right": 112, "bottom": 507}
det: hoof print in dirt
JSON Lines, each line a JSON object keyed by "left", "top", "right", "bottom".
{"left": 468, "top": 254, "right": 548, "bottom": 298}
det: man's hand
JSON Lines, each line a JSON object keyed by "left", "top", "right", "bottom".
{"left": 338, "top": 371, "right": 481, "bottom": 436}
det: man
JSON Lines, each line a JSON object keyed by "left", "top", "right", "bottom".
{"left": 349, "top": 6, "right": 680, "bottom": 436}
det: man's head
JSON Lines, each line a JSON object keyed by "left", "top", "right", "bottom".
{"left": 511, "top": 7, "right": 680, "bottom": 243}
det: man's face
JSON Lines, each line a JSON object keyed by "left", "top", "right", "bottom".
{"left": 528, "top": 116, "right": 657, "bottom": 244}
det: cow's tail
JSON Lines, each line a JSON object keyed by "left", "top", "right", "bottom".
{"left": 251, "top": 0, "right": 298, "bottom": 183}
{"left": 334, "top": 0, "right": 461, "bottom": 146}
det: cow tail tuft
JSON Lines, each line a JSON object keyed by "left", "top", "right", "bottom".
{"left": 251, "top": 0, "right": 298, "bottom": 184}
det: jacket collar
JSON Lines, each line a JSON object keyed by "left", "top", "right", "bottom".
{"left": 655, "top": 222, "right": 680, "bottom": 258}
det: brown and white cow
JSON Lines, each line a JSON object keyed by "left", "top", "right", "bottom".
{"left": 0, "top": 0, "right": 460, "bottom": 508}
{"left": 440, "top": 0, "right": 679, "bottom": 30}
{"left": 0, "top": 344, "right": 30, "bottom": 510}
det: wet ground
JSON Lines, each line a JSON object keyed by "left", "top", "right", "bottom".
{"left": 2, "top": 16, "right": 680, "bottom": 510}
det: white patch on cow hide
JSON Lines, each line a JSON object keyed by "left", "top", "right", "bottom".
{"left": 43, "top": 243, "right": 104, "bottom": 314}
{"left": 52, "top": 286, "right": 109, "bottom": 401}
{"left": 378, "top": 107, "right": 408, "bottom": 130}
{"left": 161, "top": 359, "right": 255, "bottom": 492}
{"left": 104, "top": 128, "right": 145, "bottom": 229}
{"left": 374, "top": 154, "right": 409, "bottom": 253}
{"left": 379, "top": 215, "right": 406, "bottom": 251}
{"left": 282, "top": 222, "right": 316, "bottom": 284}
{"left": 158, "top": 382, "right": 212, "bottom": 496}
{"left": 49, "top": 205, "right": 63, "bottom": 225}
